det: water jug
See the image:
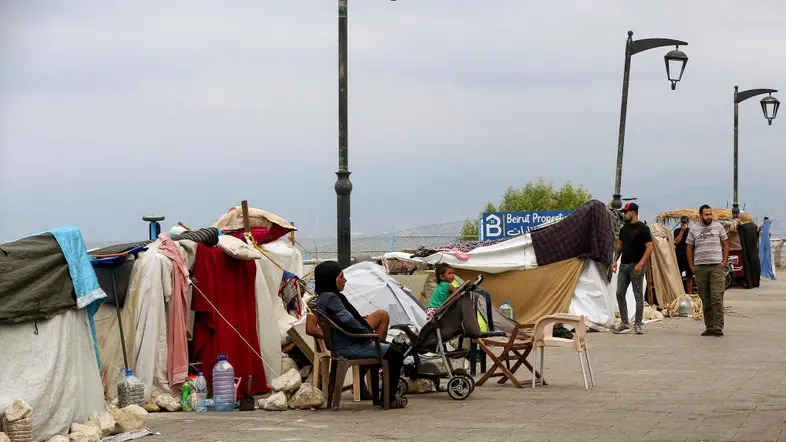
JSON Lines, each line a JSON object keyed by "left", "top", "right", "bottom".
{"left": 117, "top": 369, "right": 145, "bottom": 408}
{"left": 212, "top": 354, "right": 236, "bottom": 412}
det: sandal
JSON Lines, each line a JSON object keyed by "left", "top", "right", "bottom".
{"left": 388, "top": 396, "right": 408, "bottom": 409}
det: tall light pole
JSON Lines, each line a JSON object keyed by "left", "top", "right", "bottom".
{"left": 336, "top": 0, "right": 396, "bottom": 268}
{"left": 732, "top": 86, "right": 779, "bottom": 218}
{"left": 336, "top": 0, "right": 352, "bottom": 268}
{"left": 611, "top": 30, "right": 689, "bottom": 211}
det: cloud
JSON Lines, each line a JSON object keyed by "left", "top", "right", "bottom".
{"left": 1, "top": 0, "right": 786, "bottom": 244}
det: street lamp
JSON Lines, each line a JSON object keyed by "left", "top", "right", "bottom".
{"left": 336, "top": 0, "right": 395, "bottom": 269}
{"left": 732, "top": 86, "right": 779, "bottom": 218}
{"left": 611, "top": 30, "right": 689, "bottom": 211}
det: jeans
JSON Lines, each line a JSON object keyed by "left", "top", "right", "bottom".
{"left": 616, "top": 263, "right": 644, "bottom": 326}
{"left": 694, "top": 264, "right": 725, "bottom": 331}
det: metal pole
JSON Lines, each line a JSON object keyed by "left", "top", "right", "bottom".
{"left": 336, "top": 0, "right": 353, "bottom": 268}
{"left": 732, "top": 86, "right": 740, "bottom": 219}
{"left": 612, "top": 31, "right": 634, "bottom": 211}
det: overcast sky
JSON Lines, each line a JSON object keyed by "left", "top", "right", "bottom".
{"left": 1, "top": 0, "right": 785, "bottom": 244}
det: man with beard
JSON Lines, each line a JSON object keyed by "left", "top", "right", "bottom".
{"left": 687, "top": 205, "right": 729, "bottom": 336}
{"left": 673, "top": 216, "right": 694, "bottom": 294}
{"left": 612, "top": 202, "right": 654, "bottom": 335}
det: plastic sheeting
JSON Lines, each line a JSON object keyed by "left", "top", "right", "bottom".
{"left": 341, "top": 261, "right": 427, "bottom": 328}
{"left": 569, "top": 261, "right": 618, "bottom": 329}
{"left": 386, "top": 234, "right": 538, "bottom": 274}
{"left": 0, "top": 309, "right": 106, "bottom": 441}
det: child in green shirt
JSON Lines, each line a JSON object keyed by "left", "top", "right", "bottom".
{"left": 426, "top": 263, "right": 456, "bottom": 320}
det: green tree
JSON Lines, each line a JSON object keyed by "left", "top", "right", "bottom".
{"left": 459, "top": 180, "right": 593, "bottom": 240}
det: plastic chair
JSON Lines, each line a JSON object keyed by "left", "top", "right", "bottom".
{"left": 315, "top": 313, "right": 390, "bottom": 410}
{"left": 531, "top": 313, "right": 595, "bottom": 391}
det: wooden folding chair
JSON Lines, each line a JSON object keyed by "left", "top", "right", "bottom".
{"left": 474, "top": 322, "right": 546, "bottom": 388}
{"left": 315, "top": 313, "right": 390, "bottom": 410}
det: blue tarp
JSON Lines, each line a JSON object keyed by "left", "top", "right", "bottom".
{"left": 759, "top": 220, "right": 775, "bottom": 280}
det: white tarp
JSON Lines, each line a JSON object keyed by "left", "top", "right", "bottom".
{"left": 254, "top": 239, "right": 305, "bottom": 344}
{"left": 569, "top": 260, "right": 618, "bottom": 328}
{"left": 0, "top": 309, "right": 106, "bottom": 441}
{"left": 341, "top": 262, "right": 428, "bottom": 328}
{"left": 384, "top": 234, "right": 539, "bottom": 274}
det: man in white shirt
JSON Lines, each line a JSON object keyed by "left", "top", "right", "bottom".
{"left": 687, "top": 205, "right": 729, "bottom": 337}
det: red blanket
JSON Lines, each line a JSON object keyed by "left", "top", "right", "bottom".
{"left": 191, "top": 244, "right": 270, "bottom": 397}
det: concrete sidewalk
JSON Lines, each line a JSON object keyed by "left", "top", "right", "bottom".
{"left": 149, "top": 278, "right": 786, "bottom": 442}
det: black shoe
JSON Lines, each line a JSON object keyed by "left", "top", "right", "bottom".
{"left": 714, "top": 329, "right": 724, "bottom": 337}
{"left": 701, "top": 329, "right": 715, "bottom": 336}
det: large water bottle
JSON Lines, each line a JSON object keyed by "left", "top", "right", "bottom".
{"left": 194, "top": 372, "right": 208, "bottom": 413}
{"left": 499, "top": 301, "right": 514, "bottom": 321}
{"left": 212, "top": 354, "right": 236, "bottom": 412}
{"left": 117, "top": 369, "right": 145, "bottom": 408}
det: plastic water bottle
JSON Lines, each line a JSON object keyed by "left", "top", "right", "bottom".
{"left": 194, "top": 372, "right": 208, "bottom": 413}
{"left": 212, "top": 354, "right": 236, "bottom": 412}
{"left": 117, "top": 369, "right": 145, "bottom": 408}
{"left": 499, "top": 301, "right": 514, "bottom": 321}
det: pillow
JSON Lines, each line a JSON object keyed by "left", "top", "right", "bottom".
{"left": 216, "top": 235, "right": 262, "bottom": 260}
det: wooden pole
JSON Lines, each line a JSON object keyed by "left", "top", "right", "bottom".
{"left": 241, "top": 200, "right": 251, "bottom": 233}
{"left": 646, "top": 264, "right": 655, "bottom": 306}
{"left": 289, "top": 222, "right": 296, "bottom": 247}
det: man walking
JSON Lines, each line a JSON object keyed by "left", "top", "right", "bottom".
{"left": 687, "top": 205, "right": 729, "bottom": 336}
{"left": 612, "top": 202, "right": 654, "bottom": 335}
{"left": 673, "top": 215, "right": 693, "bottom": 294}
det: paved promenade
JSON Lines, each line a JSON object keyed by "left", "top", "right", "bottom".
{"left": 149, "top": 278, "right": 786, "bottom": 441}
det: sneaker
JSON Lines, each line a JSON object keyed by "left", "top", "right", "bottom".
{"left": 634, "top": 324, "right": 643, "bottom": 335}
{"left": 612, "top": 323, "right": 631, "bottom": 334}
{"left": 701, "top": 329, "right": 715, "bottom": 336}
{"left": 714, "top": 329, "right": 724, "bottom": 337}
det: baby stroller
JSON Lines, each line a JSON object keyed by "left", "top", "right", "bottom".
{"left": 390, "top": 274, "right": 504, "bottom": 400}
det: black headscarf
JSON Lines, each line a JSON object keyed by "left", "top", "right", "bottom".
{"left": 313, "top": 261, "right": 372, "bottom": 332}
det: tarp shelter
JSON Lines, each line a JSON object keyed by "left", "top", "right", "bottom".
{"left": 0, "top": 227, "right": 107, "bottom": 441}
{"left": 94, "top": 207, "right": 304, "bottom": 402}
{"left": 647, "top": 223, "right": 684, "bottom": 305}
{"left": 389, "top": 200, "right": 644, "bottom": 329}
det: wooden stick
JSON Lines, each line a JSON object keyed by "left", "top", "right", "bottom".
{"left": 646, "top": 264, "right": 655, "bottom": 306}
{"left": 241, "top": 200, "right": 251, "bottom": 233}
{"left": 289, "top": 222, "right": 296, "bottom": 246}
{"left": 178, "top": 221, "right": 194, "bottom": 232}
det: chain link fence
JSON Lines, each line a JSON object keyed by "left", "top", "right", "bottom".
{"left": 297, "top": 219, "right": 478, "bottom": 260}
{"left": 774, "top": 238, "right": 786, "bottom": 269}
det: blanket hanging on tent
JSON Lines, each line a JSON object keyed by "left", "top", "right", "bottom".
{"left": 759, "top": 220, "right": 775, "bottom": 280}
{"left": 191, "top": 244, "right": 270, "bottom": 396}
{"left": 279, "top": 271, "right": 305, "bottom": 320}
{"left": 531, "top": 200, "right": 614, "bottom": 267}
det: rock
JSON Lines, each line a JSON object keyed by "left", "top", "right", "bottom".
{"left": 143, "top": 401, "right": 160, "bottom": 412}
{"left": 287, "top": 383, "right": 326, "bottom": 410}
{"left": 83, "top": 412, "right": 116, "bottom": 438}
{"left": 271, "top": 368, "right": 302, "bottom": 393}
{"left": 110, "top": 405, "right": 148, "bottom": 434}
{"left": 46, "top": 436, "right": 69, "bottom": 442}
{"left": 407, "top": 378, "right": 435, "bottom": 394}
{"left": 299, "top": 365, "right": 313, "bottom": 380}
{"left": 69, "top": 423, "right": 100, "bottom": 442}
{"left": 281, "top": 356, "right": 298, "bottom": 374}
{"left": 0, "top": 432, "right": 9, "bottom": 442}
{"left": 154, "top": 393, "right": 182, "bottom": 412}
{"left": 258, "top": 392, "right": 288, "bottom": 411}
{"left": 3, "top": 399, "right": 32, "bottom": 422}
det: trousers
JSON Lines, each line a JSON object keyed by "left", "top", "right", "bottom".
{"left": 694, "top": 264, "right": 725, "bottom": 331}
{"left": 616, "top": 263, "right": 645, "bottom": 325}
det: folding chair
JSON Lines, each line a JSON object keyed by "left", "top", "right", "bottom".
{"left": 474, "top": 322, "right": 546, "bottom": 388}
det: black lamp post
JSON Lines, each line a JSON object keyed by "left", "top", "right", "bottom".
{"left": 732, "top": 86, "right": 779, "bottom": 219}
{"left": 611, "top": 30, "right": 689, "bottom": 211}
{"left": 336, "top": 0, "right": 396, "bottom": 268}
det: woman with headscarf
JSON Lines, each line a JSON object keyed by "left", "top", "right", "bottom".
{"left": 312, "top": 261, "right": 407, "bottom": 409}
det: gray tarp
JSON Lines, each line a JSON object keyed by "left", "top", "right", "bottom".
{"left": 0, "top": 233, "right": 76, "bottom": 323}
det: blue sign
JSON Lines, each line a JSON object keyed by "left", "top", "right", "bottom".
{"left": 479, "top": 211, "right": 573, "bottom": 241}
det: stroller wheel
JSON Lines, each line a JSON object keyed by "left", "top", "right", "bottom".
{"left": 397, "top": 377, "right": 409, "bottom": 397}
{"left": 447, "top": 375, "right": 473, "bottom": 400}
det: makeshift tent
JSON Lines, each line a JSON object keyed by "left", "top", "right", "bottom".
{"left": 647, "top": 223, "right": 684, "bottom": 304}
{"left": 388, "top": 200, "right": 643, "bottom": 329}
{"left": 340, "top": 261, "right": 428, "bottom": 328}
{"left": 0, "top": 227, "right": 107, "bottom": 441}
{"left": 656, "top": 209, "right": 753, "bottom": 224}
{"left": 760, "top": 219, "right": 775, "bottom": 280}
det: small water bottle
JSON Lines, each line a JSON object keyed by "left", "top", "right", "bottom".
{"left": 499, "top": 301, "right": 514, "bottom": 321}
{"left": 212, "top": 354, "right": 236, "bottom": 412}
{"left": 194, "top": 372, "right": 208, "bottom": 413}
